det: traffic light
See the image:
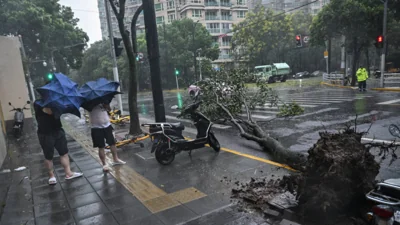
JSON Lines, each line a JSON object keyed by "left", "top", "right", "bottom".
{"left": 114, "top": 38, "right": 123, "bottom": 57}
{"left": 296, "top": 35, "right": 302, "bottom": 47}
{"left": 46, "top": 73, "right": 53, "bottom": 81}
{"left": 375, "top": 35, "right": 384, "bottom": 48}
{"left": 175, "top": 68, "right": 179, "bottom": 76}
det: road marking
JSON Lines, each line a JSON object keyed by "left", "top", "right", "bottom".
{"left": 287, "top": 99, "right": 344, "bottom": 103}
{"left": 250, "top": 110, "right": 279, "bottom": 114}
{"left": 362, "top": 138, "right": 400, "bottom": 145}
{"left": 377, "top": 99, "right": 400, "bottom": 105}
{"left": 275, "top": 103, "right": 317, "bottom": 108}
{"left": 290, "top": 108, "right": 339, "bottom": 119}
{"left": 219, "top": 146, "right": 296, "bottom": 172}
{"left": 241, "top": 114, "right": 272, "bottom": 120}
{"left": 212, "top": 124, "right": 232, "bottom": 129}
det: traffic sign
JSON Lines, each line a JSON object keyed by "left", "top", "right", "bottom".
{"left": 324, "top": 51, "right": 328, "bottom": 58}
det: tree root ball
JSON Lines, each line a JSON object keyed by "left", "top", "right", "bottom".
{"left": 232, "top": 130, "right": 380, "bottom": 224}
{"left": 297, "top": 130, "right": 380, "bottom": 221}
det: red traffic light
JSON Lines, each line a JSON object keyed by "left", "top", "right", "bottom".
{"left": 296, "top": 35, "right": 301, "bottom": 41}
{"left": 377, "top": 35, "right": 383, "bottom": 43}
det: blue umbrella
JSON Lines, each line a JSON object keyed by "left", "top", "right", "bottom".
{"left": 36, "top": 73, "right": 85, "bottom": 118}
{"left": 79, "top": 78, "right": 121, "bottom": 111}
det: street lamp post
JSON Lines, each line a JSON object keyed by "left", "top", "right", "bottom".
{"left": 192, "top": 20, "right": 200, "bottom": 81}
{"left": 380, "top": 0, "right": 388, "bottom": 88}
{"left": 197, "top": 48, "right": 203, "bottom": 81}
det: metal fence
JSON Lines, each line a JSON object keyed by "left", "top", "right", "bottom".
{"left": 383, "top": 73, "right": 400, "bottom": 86}
{"left": 323, "top": 73, "right": 344, "bottom": 85}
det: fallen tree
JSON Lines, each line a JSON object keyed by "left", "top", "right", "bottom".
{"left": 193, "top": 68, "right": 395, "bottom": 224}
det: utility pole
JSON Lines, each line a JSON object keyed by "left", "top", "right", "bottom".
{"left": 142, "top": 0, "right": 166, "bottom": 122}
{"left": 105, "top": 0, "right": 123, "bottom": 114}
{"left": 380, "top": 0, "right": 388, "bottom": 88}
{"left": 340, "top": 35, "right": 346, "bottom": 74}
{"left": 328, "top": 37, "right": 331, "bottom": 74}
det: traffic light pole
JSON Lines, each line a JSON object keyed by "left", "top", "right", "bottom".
{"left": 143, "top": 0, "right": 166, "bottom": 122}
{"left": 380, "top": 0, "right": 388, "bottom": 88}
{"left": 105, "top": 0, "right": 123, "bottom": 114}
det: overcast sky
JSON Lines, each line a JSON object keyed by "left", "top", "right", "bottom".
{"left": 59, "top": 0, "right": 102, "bottom": 45}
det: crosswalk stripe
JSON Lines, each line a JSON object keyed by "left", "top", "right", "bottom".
{"left": 240, "top": 114, "right": 272, "bottom": 120}
{"left": 377, "top": 99, "right": 400, "bottom": 105}
{"left": 286, "top": 100, "right": 342, "bottom": 103}
{"left": 250, "top": 110, "right": 279, "bottom": 114}
{"left": 274, "top": 103, "right": 317, "bottom": 108}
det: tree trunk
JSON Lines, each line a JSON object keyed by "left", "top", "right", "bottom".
{"left": 350, "top": 37, "right": 359, "bottom": 86}
{"left": 366, "top": 47, "right": 371, "bottom": 77}
{"left": 109, "top": 0, "right": 142, "bottom": 135}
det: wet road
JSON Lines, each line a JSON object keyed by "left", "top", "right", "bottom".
{"left": 60, "top": 79, "right": 400, "bottom": 224}
{"left": 120, "top": 81, "right": 400, "bottom": 180}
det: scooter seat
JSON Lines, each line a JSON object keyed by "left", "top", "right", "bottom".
{"left": 169, "top": 123, "right": 185, "bottom": 130}
{"left": 384, "top": 178, "right": 400, "bottom": 187}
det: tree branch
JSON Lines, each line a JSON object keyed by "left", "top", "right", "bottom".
{"left": 108, "top": 0, "right": 120, "bottom": 19}
{"left": 243, "top": 98, "right": 253, "bottom": 123}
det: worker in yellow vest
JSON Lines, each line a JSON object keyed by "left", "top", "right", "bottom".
{"left": 356, "top": 66, "right": 368, "bottom": 92}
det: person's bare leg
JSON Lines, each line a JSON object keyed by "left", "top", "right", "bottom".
{"left": 44, "top": 159, "right": 55, "bottom": 178}
{"left": 60, "top": 154, "right": 73, "bottom": 177}
{"left": 110, "top": 145, "right": 120, "bottom": 162}
{"left": 99, "top": 148, "right": 107, "bottom": 166}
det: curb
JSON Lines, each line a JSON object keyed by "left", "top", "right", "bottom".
{"left": 320, "top": 82, "right": 357, "bottom": 89}
{"left": 371, "top": 87, "right": 400, "bottom": 92}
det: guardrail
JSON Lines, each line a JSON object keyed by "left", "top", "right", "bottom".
{"left": 384, "top": 73, "right": 400, "bottom": 85}
{"left": 323, "top": 73, "right": 344, "bottom": 85}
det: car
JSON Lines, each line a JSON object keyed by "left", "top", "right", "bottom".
{"left": 293, "top": 71, "right": 310, "bottom": 79}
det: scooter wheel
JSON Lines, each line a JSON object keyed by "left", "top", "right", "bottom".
{"left": 208, "top": 132, "right": 220, "bottom": 152}
{"left": 155, "top": 144, "right": 175, "bottom": 165}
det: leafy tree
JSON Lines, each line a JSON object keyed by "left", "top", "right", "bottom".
{"left": 0, "top": 0, "right": 88, "bottom": 87}
{"left": 232, "top": 7, "right": 293, "bottom": 67}
{"left": 310, "top": 0, "right": 383, "bottom": 85}
{"left": 158, "top": 19, "right": 219, "bottom": 86}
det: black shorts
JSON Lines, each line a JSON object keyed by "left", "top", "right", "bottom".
{"left": 91, "top": 125, "right": 116, "bottom": 148}
{"left": 38, "top": 129, "right": 69, "bottom": 160}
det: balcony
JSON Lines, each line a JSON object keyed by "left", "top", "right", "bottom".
{"left": 221, "top": 42, "right": 230, "bottom": 47}
{"left": 205, "top": 15, "right": 220, "bottom": 20}
{"left": 221, "top": 28, "right": 231, "bottom": 33}
{"left": 220, "top": 2, "right": 232, "bottom": 7}
{"left": 221, "top": 15, "right": 232, "bottom": 20}
{"left": 205, "top": 1, "right": 219, "bottom": 6}
{"left": 212, "top": 42, "right": 219, "bottom": 47}
{"left": 218, "top": 54, "right": 232, "bottom": 59}
{"left": 207, "top": 28, "right": 221, "bottom": 33}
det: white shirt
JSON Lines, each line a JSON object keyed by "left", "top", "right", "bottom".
{"left": 89, "top": 104, "right": 111, "bottom": 128}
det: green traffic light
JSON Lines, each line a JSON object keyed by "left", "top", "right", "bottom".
{"left": 175, "top": 69, "right": 179, "bottom": 75}
{"left": 47, "top": 73, "right": 53, "bottom": 80}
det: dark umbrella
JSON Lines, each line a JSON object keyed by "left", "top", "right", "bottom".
{"left": 36, "top": 73, "right": 85, "bottom": 118}
{"left": 79, "top": 78, "right": 121, "bottom": 111}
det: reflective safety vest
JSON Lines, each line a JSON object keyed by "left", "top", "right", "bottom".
{"left": 356, "top": 68, "right": 368, "bottom": 82}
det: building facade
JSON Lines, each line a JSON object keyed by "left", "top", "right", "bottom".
{"left": 98, "top": 0, "right": 249, "bottom": 64}
{"left": 254, "top": 0, "right": 330, "bottom": 15}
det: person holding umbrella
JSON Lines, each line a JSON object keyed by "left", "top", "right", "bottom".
{"left": 89, "top": 103, "right": 125, "bottom": 172}
{"left": 35, "top": 74, "right": 86, "bottom": 185}
{"left": 79, "top": 78, "right": 126, "bottom": 172}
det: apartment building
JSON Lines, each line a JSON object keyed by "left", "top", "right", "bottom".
{"left": 98, "top": 0, "right": 145, "bottom": 39}
{"left": 98, "top": 0, "right": 249, "bottom": 64}
{"left": 254, "top": 0, "right": 330, "bottom": 15}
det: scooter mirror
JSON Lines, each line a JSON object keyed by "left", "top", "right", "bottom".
{"left": 8, "top": 102, "right": 11, "bottom": 106}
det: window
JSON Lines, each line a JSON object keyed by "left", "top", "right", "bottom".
{"left": 206, "top": 23, "right": 219, "bottom": 29}
{"left": 237, "top": 0, "right": 246, "bottom": 5}
{"left": 192, "top": 9, "right": 202, "bottom": 17}
{"left": 181, "top": 11, "right": 187, "bottom": 18}
{"left": 167, "top": 1, "right": 175, "bottom": 9}
{"left": 191, "top": 0, "right": 201, "bottom": 3}
{"left": 168, "top": 14, "right": 176, "bottom": 22}
{"left": 156, "top": 16, "right": 164, "bottom": 24}
{"left": 155, "top": 3, "right": 164, "bottom": 11}
{"left": 237, "top": 11, "right": 246, "bottom": 18}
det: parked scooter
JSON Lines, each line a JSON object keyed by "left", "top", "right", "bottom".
{"left": 141, "top": 96, "right": 220, "bottom": 165}
{"left": 8, "top": 101, "right": 30, "bottom": 138}
{"left": 365, "top": 124, "right": 400, "bottom": 224}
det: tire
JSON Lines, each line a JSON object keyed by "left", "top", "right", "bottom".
{"left": 281, "top": 76, "right": 287, "bottom": 82}
{"left": 189, "top": 91, "right": 195, "bottom": 98}
{"left": 267, "top": 77, "right": 276, "bottom": 84}
{"left": 389, "top": 124, "right": 400, "bottom": 138}
{"left": 208, "top": 132, "right": 220, "bottom": 152}
{"left": 155, "top": 143, "right": 175, "bottom": 165}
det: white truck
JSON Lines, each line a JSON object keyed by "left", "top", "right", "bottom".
{"left": 254, "top": 63, "right": 291, "bottom": 83}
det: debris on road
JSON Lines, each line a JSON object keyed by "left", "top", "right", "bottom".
{"left": 14, "top": 166, "right": 27, "bottom": 172}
